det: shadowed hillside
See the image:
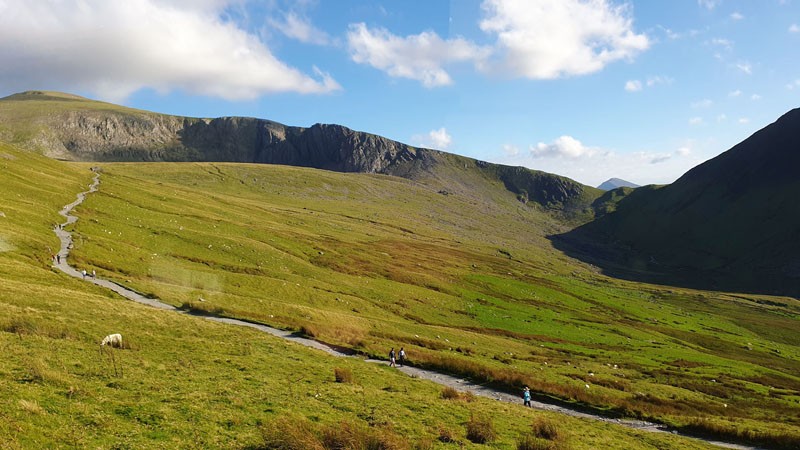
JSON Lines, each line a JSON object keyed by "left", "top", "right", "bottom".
{"left": 0, "top": 90, "right": 602, "bottom": 222}
{"left": 554, "top": 108, "right": 800, "bottom": 298}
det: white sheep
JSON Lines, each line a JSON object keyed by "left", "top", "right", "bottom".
{"left": 100, "top": 333, "right": 123, "bottom": 348}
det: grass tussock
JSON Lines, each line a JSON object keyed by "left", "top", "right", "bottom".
{"left": 517, "top": 417, "right": 570, "bottom": 450}
{"left": 334, "top": 367, "right": 354, "bottom": 383}
{"left": 2, "top": 316, "right": 73, "bottom": 340}
{"left": 465, "top": 414, "right": 496, "bottom": 444}
{"left": 439, "top": 386, "right": 476, "bottom": 402}
{"left": 18, "top": 399, "right": 45, "bottom": 415}
{"left": 530, "top": 417, "right": 562, "bottom": 441}
{"left": 256, "top": 416, "right": 411, "bottom": 450}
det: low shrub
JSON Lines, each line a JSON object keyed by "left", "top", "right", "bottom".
{"left": 466, "top": 414, "right": 496, "bottom": 444}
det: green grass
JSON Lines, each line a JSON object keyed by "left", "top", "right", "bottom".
{"left": 0, "top": 144, "right": 734, "bottom": 449}
{"left": 57, "top": 161, "right": 800, "bottom": 447}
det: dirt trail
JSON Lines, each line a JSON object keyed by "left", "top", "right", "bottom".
{"left": 53, "top": 172, "right": 758, "bottom": 450}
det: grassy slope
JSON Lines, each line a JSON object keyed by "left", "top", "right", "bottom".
{"left": 64, "top": 161, "right": 800, "bottom": 447}
{"left": 0, "top": 145, "right": 725, "bottom": 449}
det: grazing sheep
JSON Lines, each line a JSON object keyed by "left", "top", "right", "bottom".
{"left": 100, "top": 333, "right": 123, "bottom": 348}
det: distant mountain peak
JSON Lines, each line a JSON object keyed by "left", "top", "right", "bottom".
{"left": 597, "top": 178, "right": 639, "bottom": 191}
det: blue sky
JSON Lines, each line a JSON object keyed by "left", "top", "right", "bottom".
{"left": 1, "top": 0, "right": 799, "bottom": 186}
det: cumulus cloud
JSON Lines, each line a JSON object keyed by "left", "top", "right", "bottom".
{"left": 698, "top": 0, "right": 721, "bottom": 10}
{"left": 625, "top": 80, "right": 642, "bottom": 92}
{"left": 496, "top": 139, "right": 704, "bottom": 186}
{"left": 736, "top": 61, "right": 752, "bottom": 74}
{"left": 503, "top": 144, "right": 521, "bottom": 156}
{"left": 751, "top": 94, "right": 761, "bottom": 100}
{"left": 646, "top": 75, "right": 673, "bottom": 87}
{"left": 412, "top": 127, "right": 453, "bottom": 150}
{"left": 691, "top": 99, "right": 713, "bottom": 108}
{"left": 269, "top": 12, "right": 331, "bottom": 45}
{"left": 790, "top": 24, "right": 800, "bottom": 33}
{"left": 346, "top": 23, "right": 489, "bottom": 87}
{"left": 729, "top": 89, "right": 742, "bottom": 97}
{"left": 531, "top": 135, "right": 598, "bottom": 159}
{"left": 738, "top": 117, "right": 750, "bottom": 124}
{"left": 479, "top": 0, "right": 649, "bottom": 79}
{"left": 730, "top": 12, "right": 744, "bottom": 21}
{"left": 0, "top": 0, "right": 340, "bottom": 101}
{"left": 625, "top": 75, "right": 672, "bottom": 93}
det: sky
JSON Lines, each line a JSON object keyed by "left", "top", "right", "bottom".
{"left": 1, "top": 0, "right": 799, "bottom": 187}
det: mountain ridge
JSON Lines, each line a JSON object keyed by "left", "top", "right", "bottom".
{"left": 555, "top": 107, "right": 800, "bottom": 297}
{"left": 0, "top": 90, "right": 603, "bottom": 220}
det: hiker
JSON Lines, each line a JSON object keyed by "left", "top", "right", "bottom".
{"left": 389, "top": 347, "right": 396, "bottom": 367}
{"left": 56, "top": 254, "right": 61, "bottom": 264}
{"left": 82, "top": 269, "right": 87, "bottom": 279}
{"left": 92, "top": 270, "right": 96, "bottom": 278}
{"left": 399, "top": 347, "right": 406, "bottom": 366}
{"left": 523, "top": 386, "right": 531, "bottom": 407}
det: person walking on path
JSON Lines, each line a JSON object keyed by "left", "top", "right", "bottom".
{"left": 398, "top": 347, "right": 406, "bottom": 366}
{"left": 523, "top": 386, "right": 531, "bottom": 407}
{"left": 389, "top": 347, "right": 396, "bottom": 367}
{"left": 82, "top": 269, "right": 87, "bottom": 279}
{"left": 56, "top": 254, "right": 61, "bottom": 264}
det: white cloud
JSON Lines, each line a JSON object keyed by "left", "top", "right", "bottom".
{"left": 0, "top": 1, "right": 340, "bottom": 102}
{"left": 479, "top": 0, "right": 649, "bottom": 79}
{"left": 698, "top": 0, "right": 721, "bottom": 10}
{"left": 346, "top": 23, "right": 489, "bottom": 87}
{"left": 691, "top": 99, "right": 713, "bottom": 108}
{"left": 790, "top": 24, "right": 800, "bottom": 33}
{"left": 503, "top": 144, "right": 520, "bottom": 156}
{"left": 738, "top": 117, "right": 750, "bottom": 124}
{"left": 646, "top": 75, "right": 673, "bottom": 87}
{"left": 625, "top": 80, "right": 642, "bottom": 92}
{"left": 689, "top": 117, "right": 705, "bottom": 126}
{"left": 710, "top": 38, "right": 733, "bottom": 50}
{"left": 530, "top": 135, "right": 597, "bottom": 159}
{"left": 730, "top": 12, "right": 744, "bottom": 21}
{"left": 269, "top": 12, "right": 331, "bottom": 46}
{"left": 625, "top": 75, "right": 672, "bottom": 92}
{"left": 787, "top": 79, "right": 800, "bottom": 90}
{"left": 729, "top": 89, "right": 742, "bottom": 97}
{"left": 496, "top": 139, "right": 705, "bottom": 186}
{"left": 413, "top": 127, "right": 453, "bottom": 150}
{"left": 736, "top": 61, "right": 752, "bottom": 74}
{"left": 650, "top": 154, "right": 672, "bottom": 164}
{"left": 751, "top": 94, "right": 761, "bottom": 100}
{"left": 717, "top": 113, "right": 728, "bottom": 122}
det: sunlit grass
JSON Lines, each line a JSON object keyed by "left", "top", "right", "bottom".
{"left": 0, "top": 142, "right": 795, "bottom": 448}
{"left": 63, "top": 161, "right": 800, "bottom": 446}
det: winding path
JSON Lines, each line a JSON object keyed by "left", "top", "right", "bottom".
{"left": 53, "top": 172, "right": 758, "bottom": 450}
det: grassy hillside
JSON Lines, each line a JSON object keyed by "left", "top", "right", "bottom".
{"left": 58, "top": 160, "right": 800, "bottom": 447}
{"left": 0, "top": 143, "right": 735, "bottom": 449}
{"left": 557, "top": 108, "right": 800, "bottom": 297}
